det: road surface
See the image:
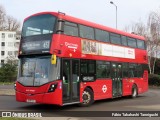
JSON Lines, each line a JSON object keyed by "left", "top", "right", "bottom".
{"left": 0, "top": 89, "right": 160, "bottom": 120}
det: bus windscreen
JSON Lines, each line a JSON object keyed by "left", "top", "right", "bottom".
{"left": 22, "top": 14, "right": 56, "bottom": 37}
{"left": 18, "top": 56, "right": 60, "bottom": 86}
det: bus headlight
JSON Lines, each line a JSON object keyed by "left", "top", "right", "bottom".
{"left": 48, "top": 83, "right": 58, "bottom": 92}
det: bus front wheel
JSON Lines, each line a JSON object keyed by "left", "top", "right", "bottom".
{"left": 79, "top": 88, "right": 94, "bottom": 107}
{"left": 131, "top": 84, "right": 138, "bottom": 98}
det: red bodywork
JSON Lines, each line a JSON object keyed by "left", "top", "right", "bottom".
{"left": 16, "top": 80, "right": 62, "bottom": 105}
{"left": 16, "top": 12, "right": 148, "bottom": 106}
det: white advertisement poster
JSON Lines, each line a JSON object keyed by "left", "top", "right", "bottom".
{"left": 82, "top": 39, "right": 135, "bottom": 59}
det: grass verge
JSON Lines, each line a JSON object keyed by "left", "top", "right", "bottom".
{"left": 149, "top": 85, "right": 160, "bottom": 89}
{"left": 0, "top": 82, "right": 14, "bottom": 85}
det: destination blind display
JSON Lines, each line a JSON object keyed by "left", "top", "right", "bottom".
{"left": 21, "top": 40, "right": 50, "bottom": 54}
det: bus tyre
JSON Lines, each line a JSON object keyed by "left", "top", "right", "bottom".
{"left": 79, "top": 88, "right": 94, "bottom": 107}
{"left": 131, "top": 85, "right": 138, "bottom": 98}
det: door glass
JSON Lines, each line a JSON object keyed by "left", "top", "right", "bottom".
{"left": 72, "top": 60, "right": 79, "bottom": 99}
{"left": 111, "top": 63, "right": 117, "bottom": 96}
{"left": 111, "top": 63, "right": 122, "bottom": 97}
{"left": 117, "top": 64, "right": 122, "bottom": 95}
{"left": 63, "top": 60, "right": 70, "bottom": 100}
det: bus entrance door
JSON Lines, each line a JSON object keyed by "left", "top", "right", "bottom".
{"left": 62, "top": 59, "right": 80, "bottom": 105}
{"left": 111, "top": 63, "right": 122, "bottom": 98}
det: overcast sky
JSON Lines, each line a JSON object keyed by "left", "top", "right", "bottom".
{"left": 1, "top": 0, "right": 160, "bottom": 30}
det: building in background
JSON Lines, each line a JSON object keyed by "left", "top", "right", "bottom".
{"left": 0, "top": 31, "right": 20, "bottom": 66}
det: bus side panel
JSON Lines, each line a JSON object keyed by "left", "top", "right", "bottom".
{"left": 132, "top": 78, "right": 144, "bottom": 94}
{"left": 122, "top": 78, "right": 131, "bottom": 96}
{"left": 141, "top": 70, "right": 148, "bottom": 93}
{"left": 143, "top": 70, "right": 148, "bottom": 91}
{"left": 80, "top": 82, "right": 83, "bottom": 103}
{"left": 123, "top": 75, "right": 148, "bottom": 96}
{"left": 123, "top": 78, "right": 144, "bottom": 96}
{"left": 81, "top": 79, "right": 112, "bottom": 100}
{"left": 50, "top": 34, "right": 81, "bottom": 59}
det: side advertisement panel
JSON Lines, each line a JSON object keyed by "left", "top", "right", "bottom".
{"left": 81, "top": 39, "right": 135, "bottom": 59}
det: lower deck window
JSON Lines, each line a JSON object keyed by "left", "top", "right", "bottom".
{"left": 96, "top": 61, "right": 110, "bottom": 78}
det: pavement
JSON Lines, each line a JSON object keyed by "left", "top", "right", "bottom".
{"left": 0, "top": 84, "right": 15, "bottom": 95}
{"left": 0, "top": 84, "right": 14, "bottom": 89}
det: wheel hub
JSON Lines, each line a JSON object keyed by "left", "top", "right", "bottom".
{"left": 82, "top": 91, "right": 91, "bottom": 104}
{"left": 83, "top": 94, "right": 88, "bottom": 100}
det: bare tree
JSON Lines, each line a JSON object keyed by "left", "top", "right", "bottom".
{"left": 123, "top": 20, "right": 146, "bottom": 36}
{"left": 0, "top": 4, "right": 20, "bottom": 31}
{"left": 0, "top": 5, "right": 6, "bottom": 30}
{"left": 131, "top": 22, "right": 146, "bottom": 36}
{"left": 6, "top": 15, "right": 21, "bottom": 31}
{"left": 124, "top": 10, "right": 160, "bottom": 74}
{"left": 147, "top": 11, "right": 160, "bottom": 74}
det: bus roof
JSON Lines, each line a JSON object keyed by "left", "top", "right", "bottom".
{"left": 25, "top": 11, "right": 145, "bottom": 40}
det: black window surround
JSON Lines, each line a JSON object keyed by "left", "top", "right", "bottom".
{"left": 62, "top": 20, "right": 146, "bottom": 50}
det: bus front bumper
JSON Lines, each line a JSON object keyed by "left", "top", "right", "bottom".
{"left": 16, "top": 90, "right": 62, "bottom": 106}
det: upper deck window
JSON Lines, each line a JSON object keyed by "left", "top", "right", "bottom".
{"left": 64, "top": 21, "right": 78, "bottom": 36}
{"left": 137, "top": 39, "right": 145, "bottom": 49}
{"left": 127, "top": 37, "right": 137, "bottom": 48}
{"left": 121, "top": 36, "right": 127, "bottom": 46}
{"left": 95, "top": 29, "right": 109, "bottom": 42}
{"left": 22, "top": 14, "right": 56, "bottom": 37}
{"left": 79, "top": 25, "right": 94, "bottom": 40}
{"left": 110, "top": 33, "right": 121, "bottom": 45}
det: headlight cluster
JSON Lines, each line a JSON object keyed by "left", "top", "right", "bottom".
{"left": 14, "top": 83, "right": 16, "bottom": 90}
{"left": 48, "top": 83, "right": 58, "bottom": 92}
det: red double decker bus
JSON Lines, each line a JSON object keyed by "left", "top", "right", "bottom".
{"left": 15, "top": 12, "right": 148, "bottom": 106}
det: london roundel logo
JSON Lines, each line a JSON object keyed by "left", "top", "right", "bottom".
{"left": 102, "top": 85, "right": 107, "bottom": 93}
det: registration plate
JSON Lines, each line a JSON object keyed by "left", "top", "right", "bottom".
{"left": 26, "top": 99, "right": 36, "bottom": 103}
